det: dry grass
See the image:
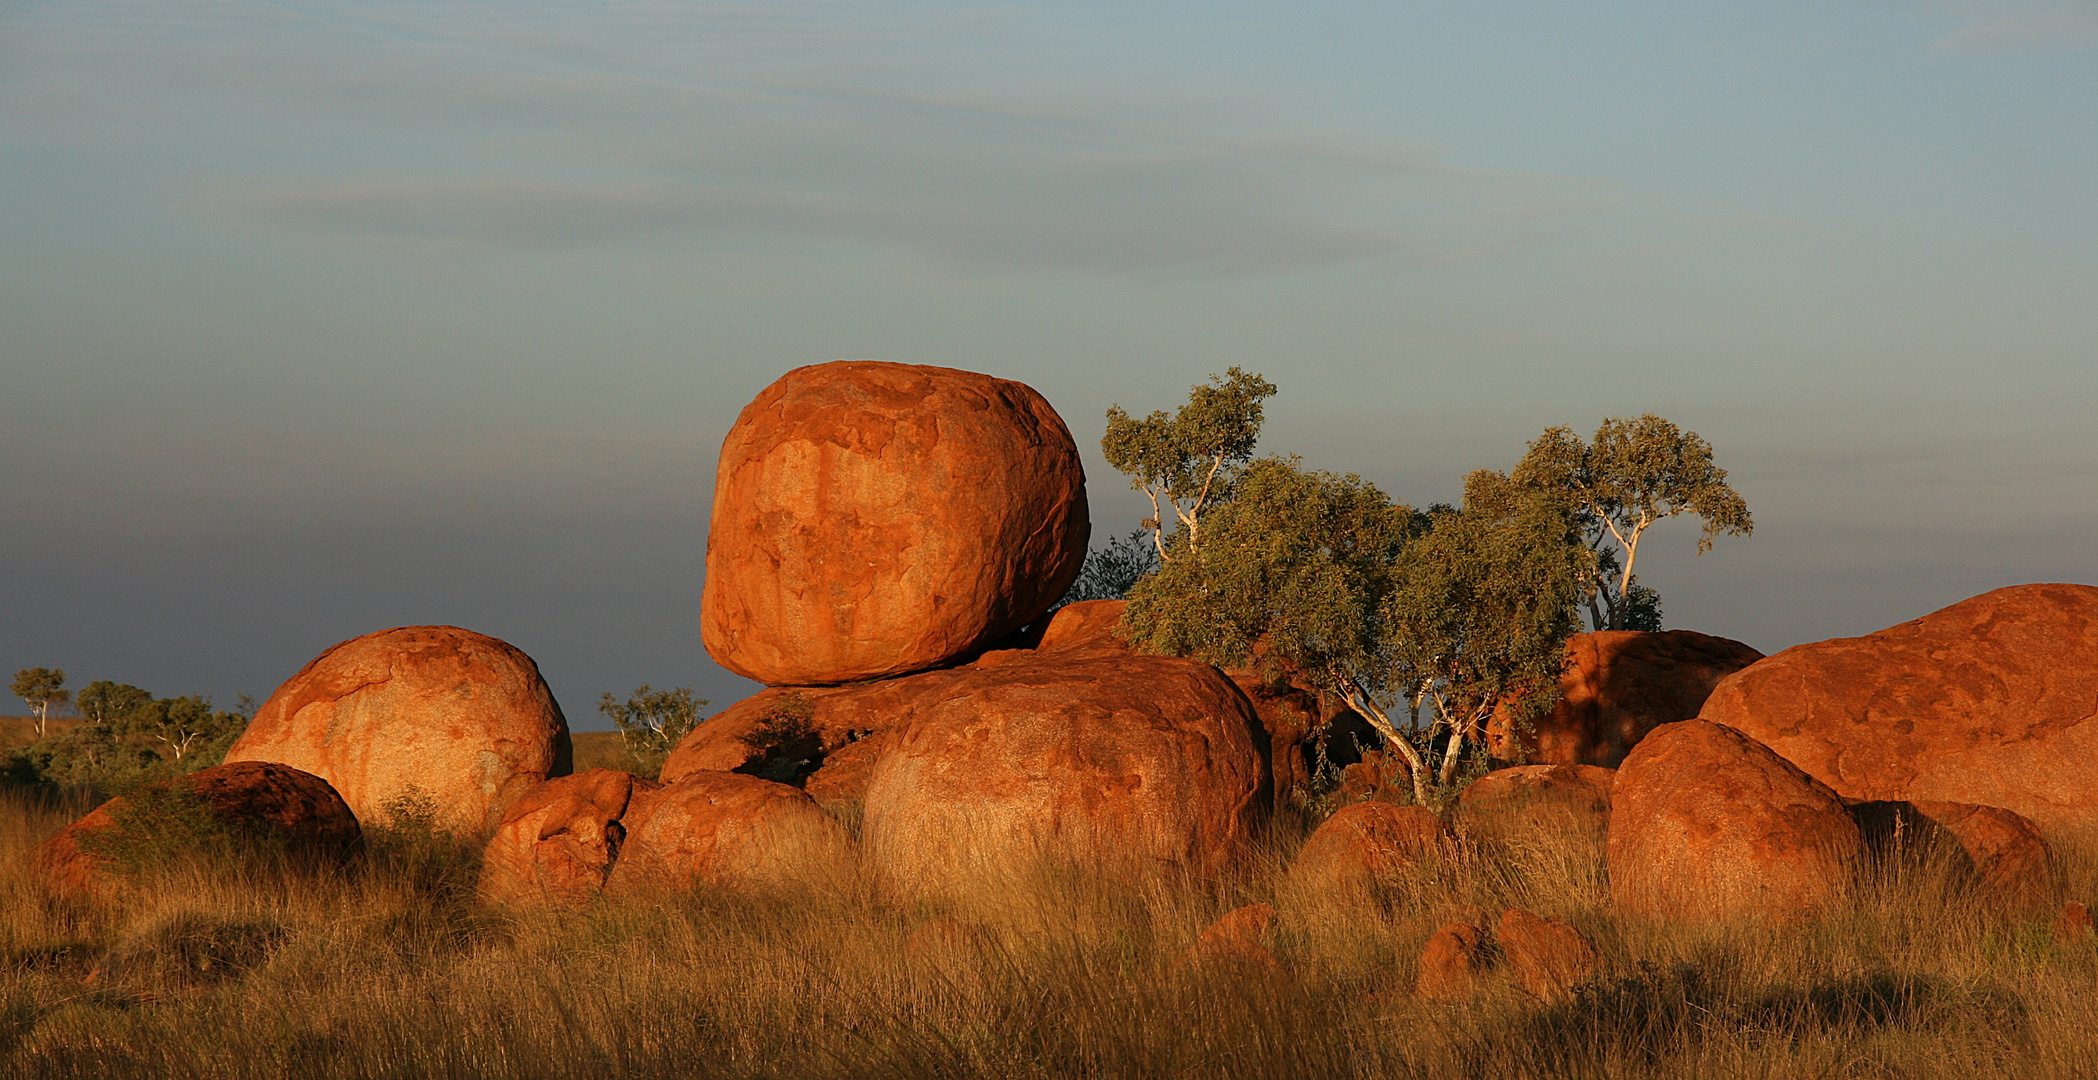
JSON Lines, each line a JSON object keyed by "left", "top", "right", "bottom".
{"left": 3, "top": 787, "right": 2095, "bottom": 1080}
{"left": 568, "top": 732, "right": 648, "bottom": 776}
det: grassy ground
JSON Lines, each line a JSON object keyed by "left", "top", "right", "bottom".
{"left": 0, "top": 718, "right": 78, "bottom": 753}
{"left": 2, "top": 785, "right": 2094, "bottom": 1080}
{"left": 567, "top": 731, "right": 647, "bottom": 776}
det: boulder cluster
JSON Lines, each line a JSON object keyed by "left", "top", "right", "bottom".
{"left": 32, "top": 360, "right": 2098, "bottom": 979}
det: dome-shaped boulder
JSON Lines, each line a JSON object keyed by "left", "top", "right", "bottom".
{"left": 1487, "top": 630, "right": 1763, "bottom": 768}
{"left": 860, "top": 651, "right": 1266, "bottom": 900}
{"left": 1608, "top": 720, "right": 1861, "bottom": 922}
{"left": 603, "top": 771, "right": 853, "bottom": 897}
{"left": 701, "top": 361, "right": 1090, "bottom": 686}
{"left": 224, "top": 626, "right": 572, "bottom": 835}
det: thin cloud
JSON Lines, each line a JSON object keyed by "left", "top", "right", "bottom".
{"left": 1920, "top": 0, "right": 2098, "bottom": 54}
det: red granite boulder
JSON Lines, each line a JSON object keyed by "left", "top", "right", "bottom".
{"left": 603, "top": 771, "right": 853, "bottom": 897}
{"left": 700, "top": 361, "right": 1090, "bottom": 686}
{"left": 1189, "top": 903, "right": 1282, "bottom": 972}
{"left": 1700, "top": 584, "right": 2098, "bottom": 844}
{"left": 224, "top": 625, "right": 572, "bottom": 835}
{"left": 38, "top": 762, "right": 359, "bottom": 898}
{"left": 860, "top": 651, "right": 1266, "bottom": 900}
{"left": 1488, "top": 630, "right": 1763, "bottom": 767}
{"left": 1849, "top": 799, "right": 2056, "bottom": 907}
{"left": 1608, "top": 720, "right": 1862, "bottom": 922}
{"left": 478, "top": 769, "right": 661, "bottom": 907}
{"left": 1414, "top": 922, "right": 1490, "bottom": 1000}
{"left": 1287, "top": 802, "right": 1451, "bottom": 903}
{"left": 1453, "top": 764, "right": 1615, "bottom": 854}
{"left": 1497, "top": 908, "right": 1598, "bottom": 1000}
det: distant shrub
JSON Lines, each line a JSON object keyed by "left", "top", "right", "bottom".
{"left": 598, "top": 685, "right": 708, "bottom": 779}
{"left": 735, "top": 693, "right": 822, "bottom": 784}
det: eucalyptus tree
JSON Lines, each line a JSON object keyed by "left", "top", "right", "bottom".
{"left": 11, "top": 667, "right": 67, "bottom": 739}
{"left": 1121, "top": 458, "right": 1586, "bottom": 805}
{"left": 1101, "top": 367, "right": 1276, "bottom": 561}
{"left": 1512, "top": 414, "right": 1753, "bottom": 632}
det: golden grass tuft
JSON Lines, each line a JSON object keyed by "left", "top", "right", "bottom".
{"left": 3, "top": 788, "right": 2096, "bottom": 1079}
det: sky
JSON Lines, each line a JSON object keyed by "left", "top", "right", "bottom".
{"left": 3, "top": 1, "right": 2093, "bottom": 729}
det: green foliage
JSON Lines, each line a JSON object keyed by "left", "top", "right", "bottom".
{"left": 1124, "top": 456, "right": 1586, "bottom": 805}
{"left": 0, "top": 682, "right": 249, "bottom": 795}
{"left": 1512, "top": 414, "right": 1752, "bottom": 631}
{"left": 9, "top": 668, "right": 67, "bottom": 739}
{"left": 1054, "top": 529, "right": 1162, "bottom": 609}
{"left": 597, "top": 685, "right": 708, "bottom": 779}
{"left": 1102, "top": 367, "right": 1276, "bottom": 558}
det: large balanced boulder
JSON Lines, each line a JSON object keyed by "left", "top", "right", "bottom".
{"left": 38, "top": 762, "right": 360, "bottom": 898}
{"left": 604, "top": 771, "right": 853, "bottom": 897}
{"left": 478, "top": 769, "right": 661, "bottom": 907}
{"left": 861, "top": 651, "right": 1267, "bottom": 900}
{"left": 225, "top": 626, "right": 573, "bottom": 835}
{"left": 1488, "top": 630, "right": 1763, "bottom": 767}
{"left": 1699, "top": 584, "right": 2098, "bottom": 844}
{"left": 701, "top": 361, "right": 1090, "bottom": 686}
{"left": 1608, "top": 720, "right": 1862, "bottom": 922}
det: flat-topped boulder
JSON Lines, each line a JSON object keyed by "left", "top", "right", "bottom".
{"left": 1488, "top": 630, "right": 1763, "bottom": 767}
{"left": 701, "top": 361, "right": 1090, "bottom": 686}
{"left": 860, "top": 650, "right": 1266, "bottom": 900}
{"left": 1608, "top": 720, "right": 1861, "bottom": 923}
{"left": 1699, "top": 584, "right": 2098, "bottom": 843}
{"left": 224, "top": 625, "right": 572, "bottom": 835}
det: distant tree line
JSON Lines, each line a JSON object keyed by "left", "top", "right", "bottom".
{"left": 6, "top": 667, "right": 251, "bottom": 793}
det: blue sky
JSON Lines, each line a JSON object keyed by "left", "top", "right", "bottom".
{"left": 3, "top": 1, "right": 2093, "bottom": 725}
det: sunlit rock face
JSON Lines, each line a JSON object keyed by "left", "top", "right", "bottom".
{"left": 225, "top": 625, "right": 572, "bottom": 835}
{"left": 700, "top": 360, "right": 1089, "bottom": 687}
{"left": 1699, "top": 583, "right": 2098, "bottom": 845}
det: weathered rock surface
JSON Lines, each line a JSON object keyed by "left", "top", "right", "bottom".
{"left": 1414, "top": 922, "right": 1490, "bottom": 1000}
{"left": 660, "top": 669, "right": 972, "bottom": 797}
{"left": 224, "top": 625, "right": 571, "bottom": 835}
{"left": 1699, "top": 584, "right": 2098, "bottom": 844}
{"left": 1488, "top": 630, "right": 1763, "bottom": 768}
{"left": 1454, "top": 764, "right": 1615, "bottom": 853}
{"left": 38, "top": 762, "right": 359, "bottom": 898}
{"left": 1498, "top": 908, "right": 1598, "bottom": 1000}
{"left": 1034, "top": 600, "right": 1134, "bottom": 655}
{"left": 861, "top": 651, "right": 1267, "bottom": 899}
{"left": 1849, "top": 799, "right": 2056, "bottom": 907}
{"left": 1287, "top": 802, "right": 1450, "bottom": 903}
{"left": 478, "top": 769, "right": 660, "bottom": 907}
{"left": 700, "top": 361, "right": 1090, "bottom": 686}
{"left": 1608, "top": 720, "right": 1862, "bottom": 922}
{"left": 604, "top": 771, "right": 852, "bottom": 897}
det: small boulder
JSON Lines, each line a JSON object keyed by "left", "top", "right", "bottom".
{"left": 1453, "top": 764, "right": 1614, "bottom": 852}
{"left": 1287, "top": 802, "right": 1450, "bottom": 904}
{"left": 477, "top": 769, "right": 660, "bottom": 907}
{"left": 224, "top": 625, "right": 572, "bottom": 835}
{"left": 701, "top": 361, "right": 1090, "bottom": 686}
{"left": 1497, "top": 908, "right": 1598, "bottom": 1000}
{"left": 1488, "top": 630, "right": 1763, "bottom": 768}
{"left": 1608, "top": 720, "right": 1862, "bottom": 922}
{"left": 604, "top": 772, "right": 853, "bottom": 897}
{"left": 38, "top": 762, "right": 359, "bottom": 898}
{"left": 1414, "top": 922, "right": 1490, "bottom": 1001}
{"left": 1700, "top": 584, "right": 2098, "bottom": 844}
{"left": 861, "top": 651, "right": 1267, "bottom": 901}
{"left": 1034, "top": 600, "right": 1135, "bottom": 655}
{"left": 1190, "top": 903, "right": 1281, "bottom": 972}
